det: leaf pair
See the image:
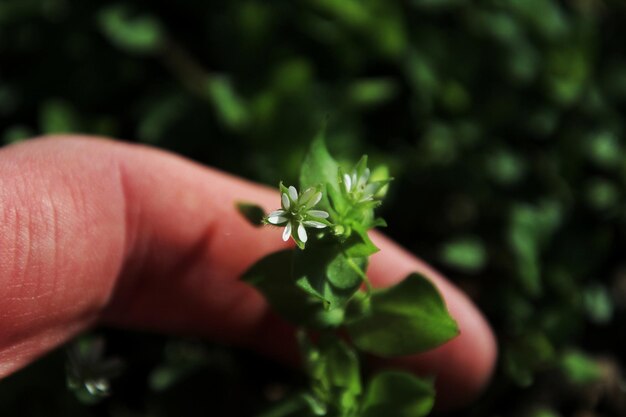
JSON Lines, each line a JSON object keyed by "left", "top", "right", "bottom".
{"left": 244, "top": 253, "right": 459, "bottom": 357}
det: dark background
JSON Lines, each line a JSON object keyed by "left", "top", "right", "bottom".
{"left": 1, "top": 1, "right": 625, "bottom": 416}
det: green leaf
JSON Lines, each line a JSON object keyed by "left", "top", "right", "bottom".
{"left": 361, "top": 371, "right": 435, "bottom": 417}
{"left": 508, "top": 201, "right": 562, "bottom": 297}
{"left": 242, "top": 250, "right": 343, "bottom": 328}
{"left": 440, "top": 237, "right": 486, "bottom": 272}
{"left": 347, "top": 78, "right": 398, "bottom": 108}
{"left": 40, "top": 99, "right": 79, "bottom": 134}
{"left": 235, "top": 202, "right": 265, "bottom": 227}
{"left": 504, "top": 332, "right": 555, "bottom": 387}
{"left": 587, "top": 131, "right": 622, "bottom": 168}
{"left": 560, "top": 350, "right": 602, "bottom": 385}
{"left": 583, "top": 284, "right": 613, "bottom": 324}
{"left": 204, "top": 76, "right": 249, "bottom": 130}
{"left": 97, "top": 5, "right": 164, "bottom": 54}
{"left": 300, "top": 132, "right": 340, "bottom": 213}
{"left": 3, "top": 125, "right": 34, "bottom": 144}
{"left": 347, "top": 273, "right": 459, "bottom": 357}
{"left": 294, "top": 241, "right": 366, "bottom": 309}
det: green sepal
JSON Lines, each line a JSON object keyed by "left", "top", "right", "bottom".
{"left": 368, "top": 217, "right": 387, "bottom": 228}
{"left": 347, "top": 273, "right": 459, "bottom": 357}
{"left": 327, "top": 180, "right": 349, "bottom": 217}
{"left": 360, "top": 371, "right": 435, "bottom": 417}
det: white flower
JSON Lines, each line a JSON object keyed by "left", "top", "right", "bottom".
{"left": 266, "top": 185, "right": 330, "bottom": 245}
{"left": 343, "top": 168, "right": 380, "bottom": 203}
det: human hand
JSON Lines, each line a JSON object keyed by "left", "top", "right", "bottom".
{"left": 0, "top": 136, "right": 496, "bottom": 409}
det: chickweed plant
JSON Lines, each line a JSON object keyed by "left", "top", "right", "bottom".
{"left": 237, "top": 133, "right": 460, "bottom": 417}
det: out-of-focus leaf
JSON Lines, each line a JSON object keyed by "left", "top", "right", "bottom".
{"left": 236, "top": 202, "right": 266, "bottom": 227}
{"left": 205, "top": 76, "right": 249, "bottom": 130}
{"left": 272, "top": 59, "right": 313, "bottom": 95}
{"left": 98, "top": 5, "right": 164, "bottom": 54}
{"left": 440, "top": 237, "right": 486, "bottom": 272}
{"left": 508, "top": 0, "right": 569, "bottom": 40}
{"left": 587, "top": 131, "right": 622, "bottom": 168}
{"left": 545, "top": 47, "right": 589, "bottom": 106}
{"left": 39, "top": 99, "right": 79, "bottom": 133}
{"left": 585, "top": 178, "right": 619, "bottom": 211}
{"left": 300, "top": 133, "right": 341, "bottom": 214}
{"left": 486, "top": 149, "right": 526, "bottom": 184}
{"left": 508, "top": 201, "right": 562, "bottom": 297}
{"left": 347, "top": 78, "right": 398, "bottom": 108}
{"left": 584, "top": 284, "right": 614, "bottom": 324}
{"left": 3, "top": 125, "right": 33, "bottom": 144}
{"left": 559, "top": 350, "right": 603, "bottom": 385}
{"left": 504, "top": 333, "right": 555, "bottom": 387}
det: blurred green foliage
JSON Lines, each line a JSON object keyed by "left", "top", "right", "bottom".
{"left": 1, "top": 0, "right": 626, "bottom": 416}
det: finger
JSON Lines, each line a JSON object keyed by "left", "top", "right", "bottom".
{"left": 0, "top": 135, "right": 495, "bottom": 408}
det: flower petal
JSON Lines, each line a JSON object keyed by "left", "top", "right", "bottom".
{"left": 297, "top": 222, "right": 308, "bottom": 242}
{"left": 282, "top": 222, "right": 292, "bottom": 241}
{"left": 269, "top": 210, "right": 286, "bottom": 217}
{"left": 281, "top": 193, "right": 290, "bottom": 210}
{"left": 307, "top": 210, "right": 329, "bottom": 219}
{"left": 267, "top": 215, "right": 288, "bottom": 225}
{"left": 343, "top": 173, "right": 352, "bottom": 192}
{"left": 288, "top": 186, "right": 298, "bottom": 202}
{"left": 303, "top": 220, "right": 327, "bottom": 228}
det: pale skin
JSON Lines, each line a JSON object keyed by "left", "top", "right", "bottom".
{"left": 0, "top": 136, "right": 497, "bottom": 409}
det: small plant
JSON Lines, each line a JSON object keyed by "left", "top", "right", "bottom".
{"left": 238, "top": 132, "right": 460, "bottom": 417}
{"left": 66, "top": 336, "right": 124, "bottom": 404}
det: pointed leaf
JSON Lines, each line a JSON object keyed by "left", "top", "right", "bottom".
{"left": 361, "top": 371, "right": 434, "bottom": 417}
{"left": 300, "top": 133, "right": 340, "bottom": 214}
{"left": 347, "top": 273, "right": 459, "bottom": 357}
{"left": 235, "top": 202, "right": 265, "bottom": 227}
